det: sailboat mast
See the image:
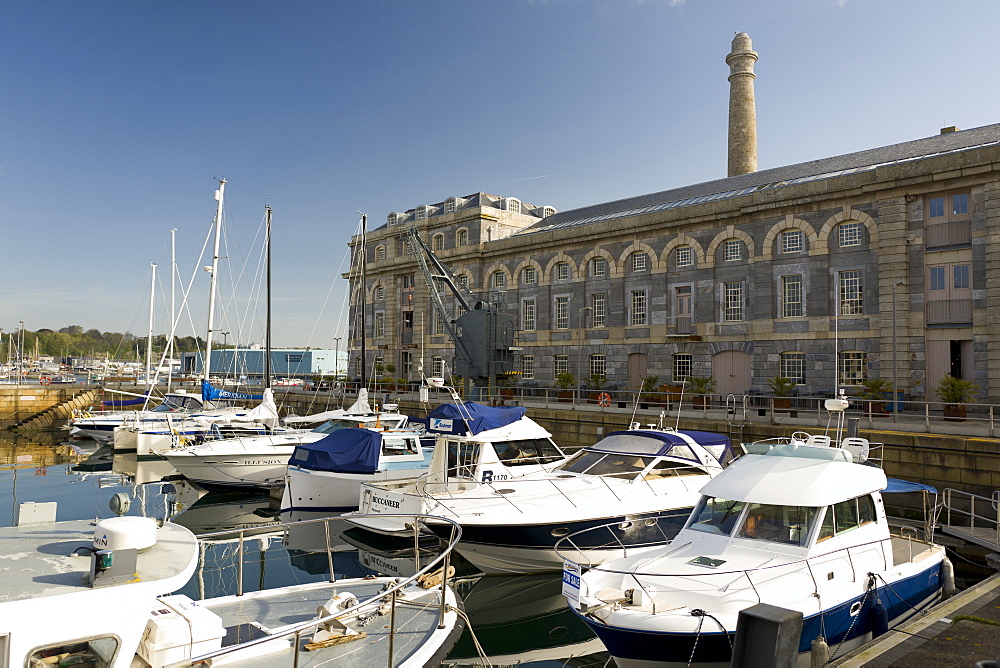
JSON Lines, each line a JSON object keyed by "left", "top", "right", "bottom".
{"left": 264, "top": 205, "right": 272, "bottom": 389}
{"left": 167, "top": 228, "right": 177, "bottom": 390}
{"left": 145, "top": 262, "right": 157, "bottom": 391}
{"left": 203, "top": 178, "right": 226, "bottom": 382}
{"left": 360, "top": 213, "right": 367, "bottom": 390}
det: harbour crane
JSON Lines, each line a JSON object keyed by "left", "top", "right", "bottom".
{"left": 404, "top": 227, "right": 517, "bottom": 399}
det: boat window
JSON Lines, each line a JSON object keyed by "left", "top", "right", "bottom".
{"left": 834, "top": 498, "right": 860, "bottom": 534}
{"left": 495, "top": 438, "right": 564, "bottom": 466}
{"left": 382, "top": 436, "right": 418, "bottom": 455}
{"left": 737, "top": 503, "right": 818, "bottom": 546}
{"left": 859, "top": 495, "right": 876, "bottom": 526}
{"left": 28, "top": 636, "right": 119, "bottom": 667}
{"left": 818, "top": 495, "right": 877, "bottom": 541}
{"left": 447, "top": 441, "right": 481, "bottom": 478}
{"left": 554, "top": 450, "right": 605, "bottom": 474}
{"left": 665, "top": 443, "right": 698, "bottom": 461}
{"left": 581, "top": 454, "right": 653, "bottom": 478}
{"left": 312, "top": 421, "right": 354, "bottom": 435}
{"left": 689, "top": 496, "right": 746, "bottom": 535}
{"left": 153, "top": 395, "right": 187, "bottom": 412}
{"left": 590, "top": 433, "right": 672, "bottom": 456}
{"left": 643, "top": 459, "right": 705, "bottom": 479}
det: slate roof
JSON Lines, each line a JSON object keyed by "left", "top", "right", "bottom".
{"left": 517, "top": 123, "right": 1000, "bottom": 237}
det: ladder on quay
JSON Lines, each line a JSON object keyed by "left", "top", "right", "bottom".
{"left": 938, "top": 488, "right": 1000, "bottom": 552}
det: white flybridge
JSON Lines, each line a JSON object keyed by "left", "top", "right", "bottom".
{"left": 347, "top": 401, "right": 569, "bottom": 536}
{"left": 1, "top": 502, "right": 464, "bottom": 667}
{"left": 561, "top": 397, "right": 952, "bottom": 667}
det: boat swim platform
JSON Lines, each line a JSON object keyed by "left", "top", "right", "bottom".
{"left": 830, "top": 571, "right": 1000, "bottom": 667}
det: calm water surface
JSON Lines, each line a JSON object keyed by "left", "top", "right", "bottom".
{"left": 0, "top": 428, "right": 615, "bottom": 667}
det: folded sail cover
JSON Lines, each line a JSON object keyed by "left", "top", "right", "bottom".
{"left": 201, "top": 380, "right": 263, "bottom": 402}
{"left": 288, "top": 428, "right": 381, "bottom": 474}
{"left": 102, "top": 396, "right": 150, "bottom": 407}
{"left": 423, "top": 402, "right": 526, "bottom": 435}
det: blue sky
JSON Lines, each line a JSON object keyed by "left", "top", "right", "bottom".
{"left": 2, "top": 0, "right": 998, "bottom": 349}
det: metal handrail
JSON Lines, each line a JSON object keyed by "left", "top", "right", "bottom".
{"left": 557, "top": 514, "right": 933, "bottom": 582}
{"left": 942, "top": 487, "right": 1000, "bottom": 546}
{"left": 187, "top": 512, "right": 462, "bottom": 665}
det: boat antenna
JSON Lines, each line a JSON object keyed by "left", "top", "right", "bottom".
{"left": 674, "top": 378, "right": 687, "bottom": 431}
{"left": 629, "top": 383, "right": 643, "bottom": 428}
{"left": 264, "top": 205, "right": 272, "bottom": 390}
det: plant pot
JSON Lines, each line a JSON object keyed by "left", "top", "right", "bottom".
{"left": 558, "top": 390, "right": 573, "bottom": 403}
{"left": 943, "top": 404, "right": 966, "bottom": 421}
{"left": 866, "top": 401, "right": 888, "bottom": 416}
{"left": 693, "top": 395, "right": 710, "bottom": 410}
{"left": 773, "top": 398, "right": 792, "bottom": 413}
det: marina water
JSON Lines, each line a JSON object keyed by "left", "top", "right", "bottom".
{"left": 0, "top": 428, "right": 614, "bottom": 667}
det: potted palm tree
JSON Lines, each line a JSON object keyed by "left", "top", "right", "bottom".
{"left": 767, "top": 376, "right": 796, "bottom": 412}
{"left": 640, "top": 375, "right": 660, "bottom": 408}
{"left": 937, "top": 375, "right": 978, "bottom": 421}
{"left": 555, "top": 372, "right": 576, "bottom": 402}
{"left": 687, "top": 376, "right": 715, "bottom": 410}
{"left": 859, "top": 377, "right": 893, "bottom": 416}
{"left": 587, "top": 373, "right": 607, "bottom": 403}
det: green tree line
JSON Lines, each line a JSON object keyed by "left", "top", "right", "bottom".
{"left": 1, "top": 326, "right": 205, "bottom": 361}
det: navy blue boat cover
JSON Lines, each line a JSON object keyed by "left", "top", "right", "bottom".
{"left": 594, "top": 430, "right": 733, "bottom": 458}
{"left": 102, "top": 396, "right": 149, "bottom": 407}
{"left": 419, "top": 402, "right": 526, "bottom": 435}
{"left": 288, "top": 428, "right": 381, "bottom": 474}
{"left": 201, "top": 380, "right": 263, "bottom": 402}
{"left": 883, "top": 478, "right": 937, "bottom": 494}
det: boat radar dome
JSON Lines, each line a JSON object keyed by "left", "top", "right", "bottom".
{"left": 825, "top": 397, "right": 850, "bottom": 412}
{"left": 93, "top": 516, "right": 158, "bottom": 551}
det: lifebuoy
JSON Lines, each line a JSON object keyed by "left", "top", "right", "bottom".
{"left": 39, "top": 376, "right": 52, "bottom": 385}
{"left": 598, "top": 392, "right": 612, "bottom": 408}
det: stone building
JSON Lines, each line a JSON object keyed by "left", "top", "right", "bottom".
{"left": 348, "top": 34, "right": 1000, "bottom": 404}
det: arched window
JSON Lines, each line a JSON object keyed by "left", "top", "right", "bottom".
{"left": 591, "top": 257, "right": 608, "bottom": 277}
{"left": 631, "top": 252, "right": 648, "bottom": 272}
{"left": 781, "top": 229, "right": 804, "bottom": 254}
{"left": 375, "top": 245, "right": 386, "bottom": 261}
{"left": 723, "top": 239, "right": 742, "bottom": 262}
{"left": 492, "top": 271, "right": 506, "bottom": 289}
{"left": 555, "top": 262, "right": 570, "bottom": 280}
{"left": 457, "top": 228, "right": 469, "bottom": 246}
{"left": 675, "top": 246, "right": 694, "bottom": 267}
{"left": 522, "top": 266, "right": 537, "bottom": 284}
{"left": 432, "top": 233, "right": 444, "bottom": 251}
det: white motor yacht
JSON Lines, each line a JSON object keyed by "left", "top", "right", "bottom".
{"left": 1, "top": 502, "right": 465, "bottom": 668}
{"left": 415, "top": 427, "right": 732, "bottom": 573}
{"left": 562, "top": 429, "right": 950, "bottom": 667}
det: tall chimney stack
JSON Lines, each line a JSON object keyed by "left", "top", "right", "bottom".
{"left": 726, "top": 32, "right": 758, "bottom": 177}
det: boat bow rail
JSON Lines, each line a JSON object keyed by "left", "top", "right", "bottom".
{"left": 559, "top": 529, "right": 939, "bottom": 610}
{"left": 411, "top": 464, "right": 716, "bottom": 518}
{"left": 182, "top": 512, "right": 463, "bottom": 666}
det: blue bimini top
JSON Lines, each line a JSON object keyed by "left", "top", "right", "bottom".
{"left": 289, "top": 428, "right": 380, "bottom": 474}
{"left": 417, "top": 402, "right": 527, "bottom": 435}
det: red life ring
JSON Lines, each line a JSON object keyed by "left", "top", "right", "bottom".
{"left": 598, "top": 392, "right": 612, "bottom": 408}
{"left": 39, "top": 376, "right": 52, "bottom": 385}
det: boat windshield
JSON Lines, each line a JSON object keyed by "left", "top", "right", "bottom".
{"left": 493, "top": 438, "right": 565, "bottom": 466}
{"left": 736, "top": 502, "right": 818, "bottom": 546}
{"left": 311, "top": 415, "right": 408, "bottom": 433}
{"left": 382, "top": 435, "right": 420, "bottom": 456}
{"left": 151, "top": 395, "right": 202, "bottom": 412}
{"left": 689, "top": 496, "right": 747, "bottom": 535}
{"left": 554, "top": 450, "right": 654, "bottom": 478}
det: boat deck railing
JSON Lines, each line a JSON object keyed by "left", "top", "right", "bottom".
{"left": 938, "top": 487, "right": 1000, "bottom": 550}
{"left": 414, "top": 464, "right": 714, "bottom": 516}
{"left": 184, "top": 512, "right": 461, "bottom": 666}
{"left": 558, "top": 518, "right": 938, "bottom": 611}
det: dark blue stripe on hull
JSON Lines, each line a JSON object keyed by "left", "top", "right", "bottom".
{"left": 429, "top": 508, "right": 690, "bottom": 551}
{"left": 280, "top": 504, "right": 356, "bottom": 513}
{"left": 576, "top": 561, "right": 942, "bottom": 664}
